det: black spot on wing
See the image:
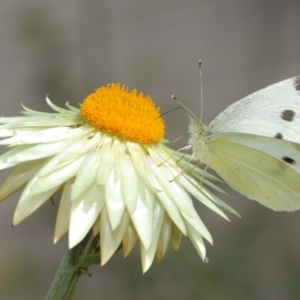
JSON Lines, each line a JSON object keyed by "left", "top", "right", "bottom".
{"left": 281, "top": 110, "right": 295, "bottom": 122}
{"left": 275, "top": 133, "right": 283, "bottom": 139}
{"left": 294, "top": 76, "right": 300, "bottom": 91}
{"left": 282, "top": 156, "right": 296, "bottom": 165}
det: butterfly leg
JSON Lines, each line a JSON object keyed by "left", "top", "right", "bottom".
{"left": 199, "top": 164, "right": 209, "bottom": 188}
{"left": 178, "top": 145, "right": 192, "bottom": 152}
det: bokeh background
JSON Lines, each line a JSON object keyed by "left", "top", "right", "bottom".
{"left": 1, "top": 1, "right": 300, "bottom": 299}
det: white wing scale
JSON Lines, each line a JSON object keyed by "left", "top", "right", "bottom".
{"left": 209, "top": 77, "right": 300, "bottom": 143}
{"left": 187, "top": 76, "right": 300, "bottom": 211}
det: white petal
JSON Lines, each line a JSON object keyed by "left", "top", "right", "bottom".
{"left": 0, "top": 116, "right": 41, "bottom": 124}
{"left": 65, "top": 102, "right": 80, "bottom": 112}
{"left": 176, "top": 174, "right": 229, "bottom": 220}
{"left": 92, "top": 216, "right": 100, "bottom": 236}
{"left": 140, "top": 201, "right": 165, "bottom": 273}
{"left": 0, "top": 129, "right": 13, "bottom": 137}
{"left": 166, "top": 173, "right": 195, "bottom": 214}
{"left": 163, "top": 172, "right": 212, "bottom": 243}
{"left": 0, "top": 127, "right": 80, "bottom": 145}
{"left": 13, "top": 180, "right": 59, "bottom": 225}
{"left": 149, "top": 159, "right": 202, "bottom": 221}
{"left": 186, "top": 223, "right": 206, "bottom": 260}
{"left": 30, "top": 155, "right": 86, "bottom": 196}
{"left": 38, "top": 140, "right": 87, "bottom": 176}
{"left": 0, "top": 114, "right": 81, "bottom": 127}
{"left": 54, "top": 179, "right": 73, "bottom": 243}
{"left": 156, "top": 191, "right": 186, "bottom": 235}
{"left": 111, "top": 139, "right": 125, "bottom": 180}
{"left": 12, "top": 143, "right": 85, "bottom": 225}
{"left": 130, "top": 184, "right": 154, "bottom": 250}
{"left": 0, "top": 159, "right": 46, "bottom": 202}
{"left": 146, "top": 159, "right": 187, "bottom": 234}
{"left": 122, "top": 221, "right": 138, "bottom": 257}
{"left": 156, "top": 212, "right": 172, "bottom": 262}
{"left": 161, "top": 175, "right": 213, "bottom": 243}
{"left": 126, "top": 142, "right": 162, "bottom": 191}
{"left": 96, "top": 137, "right": 114, "bottom": 185}
{"left": 105, "top": 169, "right": 125, "bottom": 230}
{"left": 100, "top": 207, "right": 130, "bottom": 265}
{"left": 205, "top": 189, "right": 240, "bottom": 217}
{"left": 69, "top": 183, "right": 105, "bottom": 248}
{"left": 170, "top": 222, "right": 182, "bottom": 252}
{"left": 0, "top": 142, "right": 66, "bottom": 170}
{"left": 121, "top": 155, "right": 138, "bottom": 214}
{"left": 46, "top": 97, "right": 74, "bottom": 113}
{"left": 181, "top": 211, "right": 212, "bottom": 244}
{"left": 71, "top": 151, "right": 99, "bottom": 200}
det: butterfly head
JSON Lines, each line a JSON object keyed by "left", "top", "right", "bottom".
{"left": 189, "top": 119, "right": 212, "bottom": 139}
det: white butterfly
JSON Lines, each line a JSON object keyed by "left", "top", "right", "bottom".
{"left": 182, "top": 76, "right": 300, "bottom": 211}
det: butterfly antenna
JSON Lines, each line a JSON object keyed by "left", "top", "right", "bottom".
{"left": 159, "top": 106, "right": 186, "bottom": 118}
{"left": 198, "top": 60, "right": 204, "bottom": 121}
{"left": 171, "top": 95, "right": 198, "bottom": 120}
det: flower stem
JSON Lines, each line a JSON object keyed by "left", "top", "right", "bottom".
{"left": 46, "top": 234, "right": 100, "bottom": 300}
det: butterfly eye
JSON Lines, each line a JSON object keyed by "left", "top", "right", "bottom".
{"left": 194, "top": 123, "right": 203, "bottom": 135}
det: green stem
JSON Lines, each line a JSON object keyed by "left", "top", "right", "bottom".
{"left": 46, "top": 233, "right": 100, "bottom": 300}
{"left": 79, "top": 252, "right": 100, "bottom": 268}
{"left": 45, "top": 244, "right": 81, "bottom": 300}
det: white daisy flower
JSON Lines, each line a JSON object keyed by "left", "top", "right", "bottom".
{"left": 0, "top": 84, "right": 237, "bottom": 272}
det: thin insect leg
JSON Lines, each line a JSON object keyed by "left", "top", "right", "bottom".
{"left": 156, "top": 141, "right": 187, "bottom": 166}
{"left": 50, "top": 196, "right": 58, "bottom": 211}
{"left": 178, "top": 144, "right": 192, "bottom": 152}
{"left": 171, "top": 159, "right": 204, "bottom": 183}
{"left": 170, "top": 151, "right": 198, "bottom": 182}
{"left": 199, "top": 164, "right": 209, "bottom": 188}
{"left": 158, "top": 143, "right": 192, "bottom": 167}
{"left": 169, "top": 131, "right": 189, "bottom": 143}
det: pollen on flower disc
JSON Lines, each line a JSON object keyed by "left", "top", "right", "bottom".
{"left": 80, "top": 84, "right": 165, "bottom": 144}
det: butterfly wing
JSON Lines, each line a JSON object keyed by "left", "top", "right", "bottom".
{"left": 206, "top": 132, "right": 300, "bottom": 211}
{"left": 209, "top": 77, "right": 300, "bottom": 143}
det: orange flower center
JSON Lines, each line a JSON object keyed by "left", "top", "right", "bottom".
{"left": 80, "top": 84, "right": 164, "bottom": 144}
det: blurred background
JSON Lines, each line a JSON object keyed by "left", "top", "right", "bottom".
{"left": 0, "top": 1, "right": 300, "bottom": 299}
